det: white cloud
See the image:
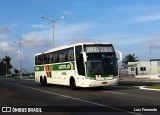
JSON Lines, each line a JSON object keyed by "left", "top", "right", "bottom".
{"left": 22, "top": 22, "right": 95, "bottom": 48}
{"left": 16, "top": 49, "right": 24, "bottom": 60}
{"left": 31, "top": 23, "right": 49, "bottom": 28}
{"left": 24, "top": 22, "right": 147, "bottom": 48}
{"left": 143, "top": 33, "right": 160, "bottom": 48}
{"left": 22, "top": 30, "right": 51, "bottom": 47}
{"left": 0, "top": 34, "right": 8, "bottom": 41}
{"left": 55, "top": 22, "right": 95, "bottom": 39}
{"left": 0, "top": 24, "right": 19, "bottom": 41}
{"left": 62, "top": 10, "right": 74, "bottom": 16}
{"left": 0, "top": 26, "right": 10, "bottom": 34}
{"left": 10, "top": 23, "right": 18, "bottom": 28}
{"left": 0, "top": 42, "right": 14, "bottom": 52}
{"left": 66, "top": 36, "right": 95, "bottom": 45}
{"left": 132, "top": 13, "right": 160, "bottom": 22}
{"left": 95, "top": 33, "right": 144, "bottom": 46}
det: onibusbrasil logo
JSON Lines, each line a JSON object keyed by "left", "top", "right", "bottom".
{"left": 2, "top": 107, "right": 42, "bottom": 112}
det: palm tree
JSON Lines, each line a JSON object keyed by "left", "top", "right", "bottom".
{"left": 122, "top": 54, "right": 139, "bottom": 66}
{"left": 2, "top": 56, "right": 13, "bottom": 75}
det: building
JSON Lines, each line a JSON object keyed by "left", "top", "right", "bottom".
{"left": 127, "top": 59, "right": 160, "bottom": 79}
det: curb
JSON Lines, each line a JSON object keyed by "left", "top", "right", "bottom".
{"left": 119, "top": 80, "right": 160, "bottom": 82}
{"left": 139, "top": 86, "right": 160, "bottom": 91}
{"left": 113, "top": 86, "right": 141, "bottom": 89}
{"left": 115, "top": 86, "right": 160, "bottom": 91}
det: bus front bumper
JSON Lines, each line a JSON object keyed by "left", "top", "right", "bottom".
{"left": 85, "top": 78, "right": 119, "bottom": 87}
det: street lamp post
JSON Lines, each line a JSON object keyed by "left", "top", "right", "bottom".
{"left": 13, "top": 40, "right": 27, "bottom": 79}
{"left": 149, "top": 41, "right": 152, "bottom": 75}
{"left": 41, "top": 16, "right": 64, "bottom": 48}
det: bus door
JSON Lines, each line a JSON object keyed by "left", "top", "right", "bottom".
{"left": 75, "top": 45, "right": 85, "bottom": 87}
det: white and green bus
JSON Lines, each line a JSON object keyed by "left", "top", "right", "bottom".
{"left": 35, "top": 43, "right": 122, "bottom": 89}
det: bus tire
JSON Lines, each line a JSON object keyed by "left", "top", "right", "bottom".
{"left": 43, "top": 76, "right": 48, "bottom": 87}
{"left": 70, "top": 77, "right": 77, "bottom": 90}
{"left": 40, "top": 76, "right": 43, "bottom": 86}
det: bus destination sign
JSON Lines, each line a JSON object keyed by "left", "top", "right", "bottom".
{"left": 85, "top": 46, "right": 114, "bottom": 53}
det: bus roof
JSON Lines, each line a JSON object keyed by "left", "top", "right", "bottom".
{"left": 35, "top": 42, "right": 112, "bottom": 56}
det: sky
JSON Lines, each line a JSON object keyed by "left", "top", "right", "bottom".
{"left": 0, "top": 0, "right": 160, "bottom": 72}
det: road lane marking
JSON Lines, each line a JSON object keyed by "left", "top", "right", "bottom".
{"left": 104, "top": 91, "right": 125, "bottom": 95}
{"left": 0, "top": 81, "right": 142, "bottom": 115}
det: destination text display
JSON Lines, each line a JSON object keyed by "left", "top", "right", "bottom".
{"left": 85, "top": 46, "right": 114, "bottom": 53}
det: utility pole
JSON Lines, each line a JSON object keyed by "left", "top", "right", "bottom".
{"left": 149, "top": 41, "right": 152, "bottom": 60}
{"left": 41, "top": 15, "right": 64, "bottom": 48}
{"left": 13, "top": 40, "right": 29, "bottom": 79}
{"left": 149, "top": 41, "right": 152, "bottom": 75}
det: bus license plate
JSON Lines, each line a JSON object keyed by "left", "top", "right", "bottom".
{"left": 102, "top": 82, "right": 107, "bottom": 84}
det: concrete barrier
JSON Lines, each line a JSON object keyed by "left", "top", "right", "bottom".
{"left": 135, "top": 75, "right": 160, "bottom": 79}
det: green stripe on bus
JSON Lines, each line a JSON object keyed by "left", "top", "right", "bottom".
{"left": 49, "top": 72, "right": 52, "bottom": 78}
{"left": 35, "top": 66, "right": 44, "bottom": 71}
{"left": 53, "top": 62, "right": 75, "bottom": 70}
{"left": 35, "top": 62, "right": 75, "bottom": 71}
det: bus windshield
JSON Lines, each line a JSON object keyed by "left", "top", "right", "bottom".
{"left": 86, "top": 53, "right": 118, "bottom": 74}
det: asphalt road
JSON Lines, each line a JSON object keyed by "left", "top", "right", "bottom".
{"left": 0, "top": 78, "right": 160, "bottom": 115}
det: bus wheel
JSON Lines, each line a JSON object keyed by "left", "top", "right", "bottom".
{"left": 70, "top": 77, "right": 77, "bottom": 90}
{"left": 40, "top": 76, "right": 43, "bottom": 86}
{"left": 43, "top": 77, "right": 48, "bottom": 87}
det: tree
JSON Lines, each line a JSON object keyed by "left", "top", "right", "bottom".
{"left": 14, "top": 69, "right": 19, "bottom": 76}
{"left": 122, "top": 54, "right": 139, "bottom": 67}
{"left": 0, "top": 59, "right": 5, "bottom": 75}
{"left": 0, "top": 56, "right": 13, "bottom": 75}
{"left": 3, "top": 56, "right": 13, "bottom": 69}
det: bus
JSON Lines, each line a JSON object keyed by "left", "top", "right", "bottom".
{"left": 35, "top": 43, "right": 122, "bottom": 90}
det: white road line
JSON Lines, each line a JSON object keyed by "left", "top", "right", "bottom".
{"left": 104, "top": 91, "right": 125, "bottom": 95}
{"left": 140, "top": 86, "right": 160, "bottom": 91}
{"left": 0, "top": 81, "right": 142, "bottom": 115}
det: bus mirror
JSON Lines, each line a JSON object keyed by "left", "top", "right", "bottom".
{"left": 116, "top": 51, "right": 123, "bottom": 62}
{"left": 82, "top": 52, "right": 87, "bottom": 62}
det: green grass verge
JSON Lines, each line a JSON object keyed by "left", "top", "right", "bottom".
{"left": 118, "top": 82, "right": 152, "bottom": 86}
{"left": 145, "top": 85, "right": 160, "bottom": 89}
{"left": 118, "top": 83, "right": 160, "bottom": 89}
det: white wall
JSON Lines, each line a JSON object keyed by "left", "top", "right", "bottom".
{"left": 128, "top": 61, "right": 160, "bottom": 76}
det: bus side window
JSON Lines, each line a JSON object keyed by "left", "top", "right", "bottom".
{"left": 65, "top": 49, "right": 68, "bottom": 61}
{"left": 49, "top": 53, "right": 53, "bottom": 63}
{"left": 53, "top": 53, "right": 56, "bottom": 63}
{"left": 53, "top": 52, "right": 58, "bottom": 63}
{"left": 43, "top": 54, "right": 47, "bottom": 64}
{"left": 35, "top": 56, "right": 38, "bottom": 65}
{"left": 70, "top": 48, "right": 74, "bottom": 61}
{"left": 59, "top": 49, "right": 66, "bottom": 62}
{"left": 75, "top": 45, "right": 85, "bottom": 76}
{"left": 47, "top": 54, "right": 50, "bottom": 64}
{"left": 38, "top": 55, "right": 43, "bottom": 65}
{"left": 44, "top": 54, "right": 48, "bottom": 64}
{"left": 68, "top": 48, "right": 74, "bottom": 61}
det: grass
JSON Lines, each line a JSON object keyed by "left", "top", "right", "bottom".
{"left": 118, "top": 82, "right": 160, "bottom": 89}
{"left": 145, "top": 85, "right": 160, "bottom": 89}
{"left": 118, "top": 82, "right": 152, "bottom": 86}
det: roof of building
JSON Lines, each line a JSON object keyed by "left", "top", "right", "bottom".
{"left": 150, "top": 58, "right": 160, "bottom": 61}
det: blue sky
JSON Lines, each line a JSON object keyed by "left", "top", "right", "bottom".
{"left": 0, "top": 0, "right": 160, "bottom": 72}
